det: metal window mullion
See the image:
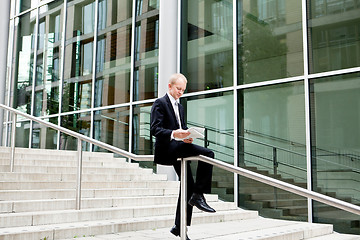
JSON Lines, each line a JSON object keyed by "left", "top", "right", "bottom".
{"left": 176, "top": 0, "right": 181, "bottom": 72}
{"left": 232, "top": 0, "right": 238, "bottom": 207}
{"left": 57, "top": 0, "right": 68, "bottom": 150}
{"left": 302, "top": 0, "right": 313, "bottom": 223}
{"left": 90, "top": 0, "right": 99, "bottom": 152}
{"left": 5, "top": 16, "right": 16, "bottom": 147}
{"left": 128, "top": 0, "right": 137, "bottom": 159}
{"left": 29, "top": 7, "right": 40, "bottom": 148}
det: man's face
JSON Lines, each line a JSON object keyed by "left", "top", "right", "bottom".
{"left": 168, "top": 79, "right": 186, "bottom": 100}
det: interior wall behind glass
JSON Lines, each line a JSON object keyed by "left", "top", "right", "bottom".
{"left": 185, "top": 0, "right": 233, "bottom": 92}
{"left": 308, "top": 0, "right": 360, "bottom": 73}
{"left": 237, "top": 0, "right": 303, "bottom": 84}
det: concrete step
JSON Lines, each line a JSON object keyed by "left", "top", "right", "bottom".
{"left": 0, "top": 172, "right": 168, "bottom": 182}
{"left": 57, "top": 218, "right": 360, "bottom": 240}
{"left": 0, "top": 188, "right": 179, "bottom": 201}
{"left": 0, "top": 159, "right": 136, "bottom": 168}
{"left": 0, "top": 195, "right": 219, "bottom": 213}
{"left": 0, "top": 201, "right": 243, "bottom": 228}
{"left": 0, "top": 209, "right": 258, "bottom": 240}
{"left": 0, "top": 180, "right": 180, "bottom": 190}
{"left": 0, "top": 165, "right": 152, "bottom": 174}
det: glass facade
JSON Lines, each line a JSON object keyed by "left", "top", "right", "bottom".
{"left": 3, "top": 0, "right": 360, "bottom": 235}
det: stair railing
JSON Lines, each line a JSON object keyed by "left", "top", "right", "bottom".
{"left": 1, "top": 103, "right": 360, "bottom": 240}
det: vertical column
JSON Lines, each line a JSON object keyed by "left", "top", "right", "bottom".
{"left": 157, "top": 0, "right": 178, "bottom": 180}
{"left": 0, "top": 0, "right": 11, "bottom": 145}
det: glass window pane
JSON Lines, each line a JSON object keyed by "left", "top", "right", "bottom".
{"left": 17, "top": 0, "right": 38, "bottom": 13}
{"left": 310, "top": 72, "right": 360, "bottom": 233}
{"left": 308, "top": 0, "right": 360, "bottom": 73}
{"left": 63, "top": 1, "right": 95, "bottom": 113}
{"left": 11, "top": 11, "right": 37, "bottom": 115}
{"left": 182, "top": 92, "right": 234, "bottom": 201}
{"left": 93, "top": 107, "right": 129, "bottom": 152}
{"left": 98, "top": 0, "right": 132, "bottom": 31}
{"left": 238, "top": 82, "right": 307, "bottom": 220}
{"left": 34, "top": 2, "right": 64, "bottom": 117}
{"left": 184, "top": 0, "right": 233, "bottom": 92}
{"left": 31, "top": 117, "right": 58, "bottom": 149}
{"left": 132, "top": 103, "right": 153, "bottom": 155}
{"left": 60, "top": 111, "right": 91, "bottom": 150}
{"left": 15, "top": 121, "right": 30, "bottom": 148}
{"left": 133, "top": 2, "right": 159, "bottom": 101}
{"left": 95, "top": 26, "right": 132, "bottom": 107}
{"left": 237, "top": 0, "right": 303, "bottom": 84}
{"left": 66, "top": 0, "right": 95, "bottom": 40}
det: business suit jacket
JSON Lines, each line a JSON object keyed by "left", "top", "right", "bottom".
{"left": 150, "top": 94, "right": 188, "bottom": 165}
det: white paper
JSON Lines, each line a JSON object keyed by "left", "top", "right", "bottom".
{"left": 175, "top": 127, "right": 205, "bottom": 141}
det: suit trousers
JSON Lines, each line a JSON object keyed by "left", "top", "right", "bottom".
{"left": 172, "top": 142, "right": 214, "bottom": 226}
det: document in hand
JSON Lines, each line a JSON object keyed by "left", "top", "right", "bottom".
{"left": 175, "top": 127, "right": 205, "bottom": 141}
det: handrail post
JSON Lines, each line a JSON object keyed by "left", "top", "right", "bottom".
{"left": 273, "top": 147, "right": 278, "bottom": 175}
{"left": 204, "top": 128, "right": 208, "bottom": 148}
{"left": 180, "top": 158, "right": 187, "bottom": 240}
{"left": 10, "top": 113, "right": 16, "bottom": 172}
{"left": 76, "top": 138, "right": 83, "bottom": 210}
{"left": 273, "top": 147, "right": 278, "bottom": 208}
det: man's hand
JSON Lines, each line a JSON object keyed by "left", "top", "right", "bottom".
{"left": 183, "top": 138, "right": 193, "bottom": 144}
{"left": 173, "top": 129, "right": 190, "bottom": 139}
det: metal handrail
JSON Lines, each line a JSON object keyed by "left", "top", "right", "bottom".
{"left": 1, "top": 103, "right": 360, "bottom": 240}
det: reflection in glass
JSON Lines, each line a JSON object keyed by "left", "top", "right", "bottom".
{"left": 31, "top": 117, "right": 58, "bottom": 149}
{"left": 98, "top": 0, "right": 132, "bottom": 31}
{"left": 12, "top": 11, "right": 36, "bottom": 114}
{"left": 308, "top": 0, "right": 360, "bottom": 73}
{"left": 133, "top": 6, "right": 159, "bottom": 101}
{"left": 184, "top": 0, "right": 233, "bottom": 92}
{"left": 60, "top": 111, "right": 91, "bottom": 150}
{"left": 95, "top": 26, "right": 132, "bottom": 107}
{"left": 182, "top": 92, "right": 234, "bottom": 201}
{"left": 63, "top": 1, "right": 95, "bottom": 113}
{"left": 237, "top": 0, "right": 303, "bottom": 84}
{"left": 62, "top": 78, "right": 92, "bottom": 112}
{"left": 66, "top": 0, "right": 95, "bottom": 40}
{"left": 34, "top": 2, "right": 63, "bottom": 116}
{"left": 310, "top": 73, "right": 360, "bottom": 234}
{"left": 238, "top": 82, "right": 307, "bottom": 220}
{"left": 93, "top": 107, "right": 129, "bottom": 152}
{"left": 17, "top": 0, "right": 37, "bottom": 13}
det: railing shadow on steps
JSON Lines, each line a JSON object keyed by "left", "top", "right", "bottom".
{"left": 1, "top": 103, "right": 360, "bottom": 240}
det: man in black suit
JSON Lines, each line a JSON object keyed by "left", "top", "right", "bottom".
{"left": 150, "top": 73, "right": 215, "bottom": 240}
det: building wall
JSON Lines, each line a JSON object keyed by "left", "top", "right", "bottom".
{"left": 2, "top": 0, "right": 360, "bottom": 234}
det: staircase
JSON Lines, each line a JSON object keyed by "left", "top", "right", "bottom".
{"left": 0, "top": 147, "right": 358, "bottom": 240}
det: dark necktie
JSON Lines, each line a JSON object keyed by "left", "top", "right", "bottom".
{"left": 174, "top": 102, "right": 182, "bottom": 129}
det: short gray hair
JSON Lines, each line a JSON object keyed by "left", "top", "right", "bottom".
{"left": 168, "top": 73, "right": 187, "bottom": 85}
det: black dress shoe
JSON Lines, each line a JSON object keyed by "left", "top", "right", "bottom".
{"left": 188, "top": 193, "right": 216, "bottom": 213}
{"left": 170, "top": 225, "right": 191, "bottom": 240}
